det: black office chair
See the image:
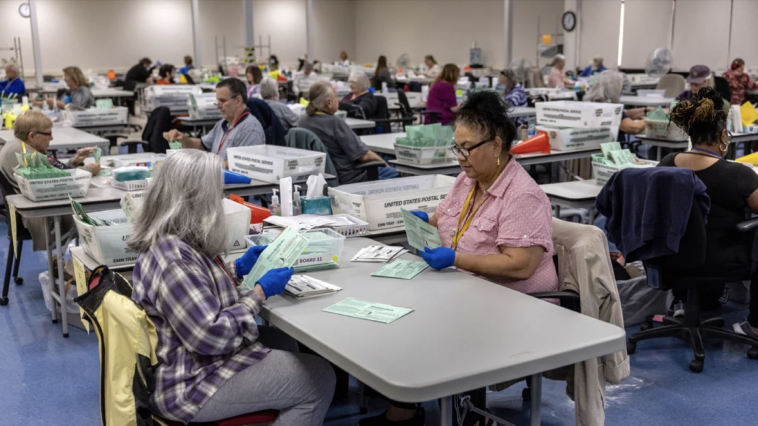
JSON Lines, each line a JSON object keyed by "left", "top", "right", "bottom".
{"left": 625, "top": 202, "right": 758, "bottom": 372}
{"left": 371, "top": 94, "right": 417, "bottom": 133}
{"left": 119, "top": 140, "right": 150, "bottom": 154}
{"left": 0, "top": 173, "right": 31, "bottom": 306}
{"left": 714, "top": 76, "right": 732, "bottom": 105}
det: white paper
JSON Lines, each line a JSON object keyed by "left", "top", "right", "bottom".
{"left": 280, "top": 176, "right": 293, "bottom": 217}
{"left": 285, "top": 275, "right": 342, "bottom": 299}
{"left": 351, "top": 245, "right": 408, "bottom": 263}
{"left": 264, "top": 214, "right": 345, "bottom": 230}
{"left": 306, "top": 173, "right": 328, "bottom": 200}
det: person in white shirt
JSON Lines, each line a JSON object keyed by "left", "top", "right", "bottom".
{"left": 337, "top": 51, "right": 351, "bottom": 67}
{"left": 293, "top": 62, "right": 319, "bottom": 99}
{"left": 424, "top": 55, "right": 441, "bottom": 79}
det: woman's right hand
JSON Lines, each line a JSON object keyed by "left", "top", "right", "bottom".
{"left": 410, "top": 211, "right": 429, "bottom": 223}
{"left": 255, "top": 267, "right": 294, "bottom": 300}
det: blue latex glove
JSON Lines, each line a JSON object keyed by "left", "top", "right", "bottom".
{"left": 235, "top": 245, "right": 267, "bottom": 278}
{"left": 63, "top": 95, "right": 71, "bottom": 104}
{"left": 419, "top": 247, "right": 456, "bottom": 270}
{"left": 256, "top": 267, "right": 295, "bottom": 299}
{"left": 410, "top": 211, "right": 429, "bottom": 223}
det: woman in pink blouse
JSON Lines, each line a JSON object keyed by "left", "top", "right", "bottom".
{"left": 415, "top": 90, "right": 559, "bottom": 294}
{"left": 425, "top": 63, "right": 460, "bottom": 125}
{"left": 359, "top": 91, "right": 559, "bottom": 426}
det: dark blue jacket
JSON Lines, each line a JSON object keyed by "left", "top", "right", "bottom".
{"left": 246, "top": 98, "right": 286, "bottom": 146}
{"left": 595, "top": 167, "right": 710, "bottom": 263}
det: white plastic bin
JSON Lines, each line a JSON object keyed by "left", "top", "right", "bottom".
{"left": 74, "top": 199, "right": 251, "bottom": 266}
{"left": 643, "top": 118, "right": 688, "bottom": 141}
{"left": 536, "top": 101, "right": 623, "bottom": 128}
{"left": 16, "top": 168, "right": 92, "bottom": 201}
{"left": 593, "top": 160, "right": 657, "bottom": 185}
{"left": 143, "top": 85, "right": 202, "bottom": 112}
{"left": 329, "top": 175, "right": 456, "bottom": 230}
{"left": 246, "top": 228, "right": 346, "bottom": 271}
{"left": 393, "top": 144, "right": 454, "bottom": 165}
{"left": 637, "top": 89, "right": 666, "bottom": 98}
{"left": 227, "top": 145, "right": 326, "bottom": 184}
{"left": 536, "top": 126, "right": 616, "bottom": 152}
{"left": 63, "top": 107, "right": 128, "bottom": 127}
{"left": 188, "top": 93, "right": 223, "bottom": 120}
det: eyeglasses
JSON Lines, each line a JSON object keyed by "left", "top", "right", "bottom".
{"left": 33, "top": 131, "right": 52, "bottom": 137}
{"left": 450, "top": 139, "right": 493, "bottom": 158}
{"left": 214, "top": 95, "right": 240, "bottom": 107}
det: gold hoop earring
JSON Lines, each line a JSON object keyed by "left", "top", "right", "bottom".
{"left": 720, "top": 142, "right": 728, "bottom": 153}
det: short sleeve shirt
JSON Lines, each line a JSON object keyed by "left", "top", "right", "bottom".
{"left": 435, "top": 158, "right": 558, "bottom": 294}
{"left": 297, "top": 113, "right": 369, "bottom": 184}
{"left": 201, "top": 109, "right": 265, "bottom": 160}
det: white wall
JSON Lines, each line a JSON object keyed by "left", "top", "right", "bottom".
{"left": 512, "top": 0, "right": 564, "bottom": 68}
{"left": 672, "top": 0, "right": 731, "bottom": 71}
{"left": 728, "top": 0, "right": 758, "bottom": 70}
{"left": 311, "top": 0, "right": 356, "bottom": 65}
{"left": 2, "top": 0, "right": 758, "bottom": 80}
{"left": 578, "top": 0, "right": 621, "bottom": 70}
{"left": 354, "top": 0, "right": 506, "bottom": 68}
{"left": 621, "top": 0, "right": 674, "bottom": 69}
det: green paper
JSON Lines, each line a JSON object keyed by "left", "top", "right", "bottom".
{"left": 169, "top": 142, "right": 183, "bottom": 150}
{"left": 646, "top": 106, "right": 668, "bottom": 121}
{"left": 322, "top": 297, "right": 414, "bottom": 324}
{"left": 609, "top": 149, "right": 636, "bottom": 165}
{"left": 93, "top": 147, "right": 102, "bottom": 164}
{"left": 242, "top": 227, "right": 309, "bottom": 291}
{"left": 600, "top": 142, "right": 622, "bottom": 158}
{"left": 96, "top": 99, "right": 113, "bottom": 110}
{"left": 371, "top": 259, "right": 429, "bottom": 280}
{"left": 401, "top": 208, "right": 442, "bottom": 252}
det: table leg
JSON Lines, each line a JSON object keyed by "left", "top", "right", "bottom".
{"left": 529, "top": 373, "right": 542, "bottom": 426}
{"left": 54, "top": 216, "right": 69, "bottom": 338}
{"left": 554, "top": 204, "right": 561, "bottom": 219}
{"left": 439, "top": 396, "right": 453, "bottom": 426}
{"left": 44, "top": 218, "right": 57, "bottom": 324}
{"left": 657, "top": 146, "right": 662, "bottom": 161}
{"left": 588, "top": 207, "right": 596, "bottom": 225}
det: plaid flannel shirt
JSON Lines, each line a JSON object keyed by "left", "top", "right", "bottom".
{"left": 131, "top": 234, "right": 269, "bottom": 423}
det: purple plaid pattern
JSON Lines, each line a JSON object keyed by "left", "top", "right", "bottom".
{"left": 131, "top": 235, "right": 270, "bottom": 423}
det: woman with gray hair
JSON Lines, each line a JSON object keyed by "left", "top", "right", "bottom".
{"left": 299, "top": 81, "right": 385, "bottom": 183}
{"left": 548, "top": 54, "right": 574, "bottom": 89}
{"left": 583, "top": 70, "right": 645, "bottom": 139}
{"left": 260, "top": 79, "right": 299, "bottom": 131}
{"left": 129, "top": 149, "right": 335, "bottom": 426}
{"left": 339, "top": 70, "right": 377, "bottom": 118}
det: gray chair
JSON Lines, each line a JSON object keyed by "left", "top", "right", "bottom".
{"left": 656, "top": 74, "right": 686, "bottom": 98}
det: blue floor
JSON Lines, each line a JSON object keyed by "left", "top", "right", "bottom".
{"left": 2, "top": 220, "right": 757, "bottom": 425}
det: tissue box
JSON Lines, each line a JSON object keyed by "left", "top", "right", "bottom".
{"left": 301, "top": 197, "right": 332, "bottom": 215}
{"left": 329, "top": 175, "right": 456, "bottom": 230}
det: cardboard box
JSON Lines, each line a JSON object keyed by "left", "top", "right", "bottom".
{"left": 188, "top": 93, "right": 223, "bottom": 120}
{"left": 537, "top": 126, "right": 616, "bottom": 152}
{"left": 536, "top": 101, "right": 623, "bottom": 128}
{"left": 329, "top": 175, "right": 456, "bottom": 230}
{"left": 393, "top": 144, "right": 455, "bottom": 165}
{"left": 227, "top": 145, "right": 326, "bottom": 184}
{"left": 643, "top": 118, "right": 688, "bottom": 141}
{"left": 74, "top": 199, "right": 251, "bottom": 266}
{"left": 64, "top": 107, "right": 128, "bottom": 127}
{"left": 16, "top": 168, "right": 92, "bottom": 202}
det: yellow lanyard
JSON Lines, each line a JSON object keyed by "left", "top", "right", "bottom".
{"left": 20, "top": 141, "right": 35, "bottom": 167}
{"left": 451, "top": 185, "right": 487, "bottom": 250}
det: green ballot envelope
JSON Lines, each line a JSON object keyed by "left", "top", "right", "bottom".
{"left": 323, "top": 297, "right": 414, "bottom": 324}
{"left": 371, "top": 259, "right": 428, "bottom": 280}
{"left": 401, "top": 208, "right": 442, "bottom": 252}
{"left": 242, "top": 227, "right": 309, "bottom": 291}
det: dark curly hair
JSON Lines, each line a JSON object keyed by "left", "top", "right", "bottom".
{"left": 455, "top": 91, "right": 517, "bottom": 151}
{"left": 669, "top": 86, "right": 726, "bottom": 146}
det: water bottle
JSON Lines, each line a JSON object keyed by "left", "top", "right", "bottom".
{"left": 527, "top": 120, "right": 537, "bottom": 138}
{"left": 382, "top": 81, "right": 388, "bottom": 94}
